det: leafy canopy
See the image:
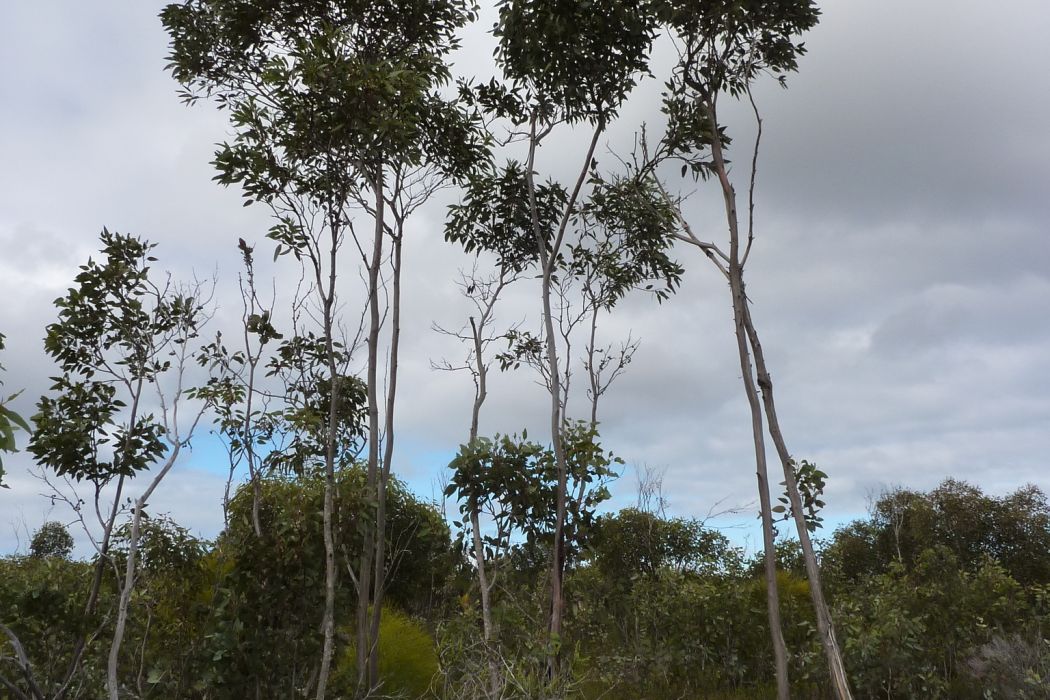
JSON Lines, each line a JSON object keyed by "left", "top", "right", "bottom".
{"left": 657, "top": 0, "right": 821, "bottom": 167}
{"left": 493, "top": 0, "right": 662, "bottom": 124}
{"left": 446, "top": 423, "right": 620, "bottom": 559}
{"left": 162, "top": 0, "right": 487, "bottom": 210}
{"left": 29, "top": 230, "right": 204, "bottom": 483}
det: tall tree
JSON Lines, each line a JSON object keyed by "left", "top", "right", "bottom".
{"left": 25, "top": 231, "right": 214, "bottom": 700}
{"left": 445, "top": 2, "right": 681, "bottom": 671}
{"left": 433, "top": 265, "right": 521, "bottom": 697}
{"left": 162, "top": 1, "right": 484, "bottom": 694}
{"left": 643, "top": 1, "right": 851, "bottom": 697}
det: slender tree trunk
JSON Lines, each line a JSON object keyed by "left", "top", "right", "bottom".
{"left": 468, "top": 510, "right": 493, "bottom": 645}
{"left": 316, "top": 213, "right": 344, "bottom": 700}
{"left": 1, "top": 624, "right": 45, "bottom": 700}
{"left": 239, "top": 254, "right": 265, "bottom": 538}
{"left": 244, "top": 352, "right": 263, "bottom": 538}
{"left": 522, "top": 115, "right": 604, "bottom": 679}
{"left": 539, "top": 263, "right": 569, "bottom": 660}
{"left": 356, "top": 173, "right": 386, "bottom": 697}
{"left": 521, "top": 119, "right": 567, "bottom": 675}
{"left": 53, "top": 372, "right": 151, "bottom": 700}
{"left": 729, "top": 270, "right": 790, "bottom": 700}
{"left": 709, "top": 97, "right": 790, "bottom": 700}
{"left": 469, "top": 317, "right": 487, "bottom": 443}
{"left": 466, "top": 314, "right": 501, "bottom": 698}
{"left": 587, "top": 306, "right": 600, "bottom": 428}
{"left": 97, "top": 381, "right": 144, "bottom": 700}
{"left": 107, "top": 445, "right": 183, "bottom": 700}
{"left": 369, "top": 228, "right": 402, "bottom": 682}
{"left": 51, "top": 474, "right": 125, "bottom": 700}
{"left": 470, "top": 507, "right": 501, "bottom": 698}
{"left": 742, "top": 303, "right": 853, "bottom": 699}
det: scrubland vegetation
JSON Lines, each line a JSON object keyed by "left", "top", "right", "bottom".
{"left": 2, "top": 0, "right": 1046, "bottom": 698}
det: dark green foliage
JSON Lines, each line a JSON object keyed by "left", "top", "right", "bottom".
{"left": 824, "top": 480, "right": 1050, "bottom": 698}
{"left": 445, "top": 162, "right": 683, "bottom": 322}
{"left": 28, "top": 230, "right": 203, "bottom": 483}
{"left": 28, "top": 522, "right": 74, "bottom": 561}
{"left": 109, "top": 515, "right": 214, "bottom": 697}
{"left": 570, "top": 516, "right": 820, "bottom": 698}
{"left": 773, "top": 459, "right": 828, "bottom": 533}
{"left": 655, "top": 0, "right": 821, "bottom": 174}
{"left": 824, "top": 479, "right": 1050, "bottom": 587}
{"left": 833, "top": 550, "right": 1037, "bottom": 698}
{"left": 445, "top": 161, "right": 568, "bottom": 272}
{"left": 494, "top": 0, "right": 661, "bottom": 122}
{"left": 445, "top": 163, "right": 682, "bottom": 303}
{"left": 572, "top": 174, "right": 683, "bottom": 305}
{"left": 446, "top": 423, "right": 619, "bottom": 564}
{"left": 445, "top": 0, "right": 682, "bottom": 333}
{"left": 657, "top": 0, "right": 821, "bottom": 96}
{"left": 162, "top": 0, "right": 486, "bottom": 210}
{"left": 587, "top": 507, "right": 738, "bottom": 579}
{"left": 4, "top": 480, "right": 1049, "bottom": 698}
{"left": 0, "top": 554, "right": 104, "bottom": 695}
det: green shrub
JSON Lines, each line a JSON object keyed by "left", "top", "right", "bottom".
{"left": 335, "top": 607, "right": 439, "bottom": 698}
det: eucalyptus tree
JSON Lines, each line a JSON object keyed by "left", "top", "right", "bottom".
{"left": 432, "top": 266, "right": 521, "bottom": 695}
{"left": 198, "top": 239, "right": 368, "bottom": 540}
{"left": 642, "top": 1, "right": 852, "bottom": 697}
{"left": 448, "top": 432, "right": 543, "bottom": 686}
{"left": 435, "top": 265, "right": 627, "bottom": 694}
{"left": 163, "top": 1, "right": 484, "bottom": 694}
{"left": 445, "top": 424, "right": 619, "bottom": 693}
{"left": 20, "top": 230, "right": 214, "bottom": 700}
{"left": 445, "top": 1, "right": 681, "bottom": 665}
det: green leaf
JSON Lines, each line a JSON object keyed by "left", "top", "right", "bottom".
{"left": 0, "top": 405, "right": 30, "bottom": 433}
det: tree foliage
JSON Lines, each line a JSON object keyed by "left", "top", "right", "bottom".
{"left": 28, "top": 523, "right": 74, "bottom": 561}
{"left": 162, "top": 0, "right": 485, "bottom": 206}
{"left": 28, "top": 230, "right": 202, "bottom": 484}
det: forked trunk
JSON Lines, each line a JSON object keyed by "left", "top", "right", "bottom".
{"left": 522, "top": 114, "right": 605, "bottom": 681}
{"left": 710, "top": 104, "right": 791, "bottom": 700}
{"left": 354, "top": 173, "right": 386, "bottom": 698}
{"left": 743, "top": 303, "right": 853, "bottom": 699}
{"left": 108, "top": 445, "right": 184, "bottom": 700}
{"left": 729, "top": 265, "right": 791, "bottom": 700}
{"left": 467, "top": 313, "right": 501, "bottom": 698}
{"left": 543, "top": 272, "right": 569, "bottom": 671}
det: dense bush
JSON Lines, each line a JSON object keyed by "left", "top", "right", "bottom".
{"left": 3, "top": 479, "right": 1049, "bottom": 698}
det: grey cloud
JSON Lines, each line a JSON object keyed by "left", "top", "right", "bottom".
{"left": 3, "top": 1, "right": 1050, "bottom": 552}
{"left": 870, "top": 275, "right": 1050, "bottom": 356}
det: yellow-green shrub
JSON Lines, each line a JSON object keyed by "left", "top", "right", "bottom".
{"left": 334, "top": 607, "right": 439, "bottom": 698}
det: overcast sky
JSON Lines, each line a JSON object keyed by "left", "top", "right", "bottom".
{"left": 1, "top": 1, "right": 1048, "bottom": 555}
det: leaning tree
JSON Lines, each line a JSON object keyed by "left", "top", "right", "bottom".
{"left": 641, "top": 1, "right": 852, "bottom": 697}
